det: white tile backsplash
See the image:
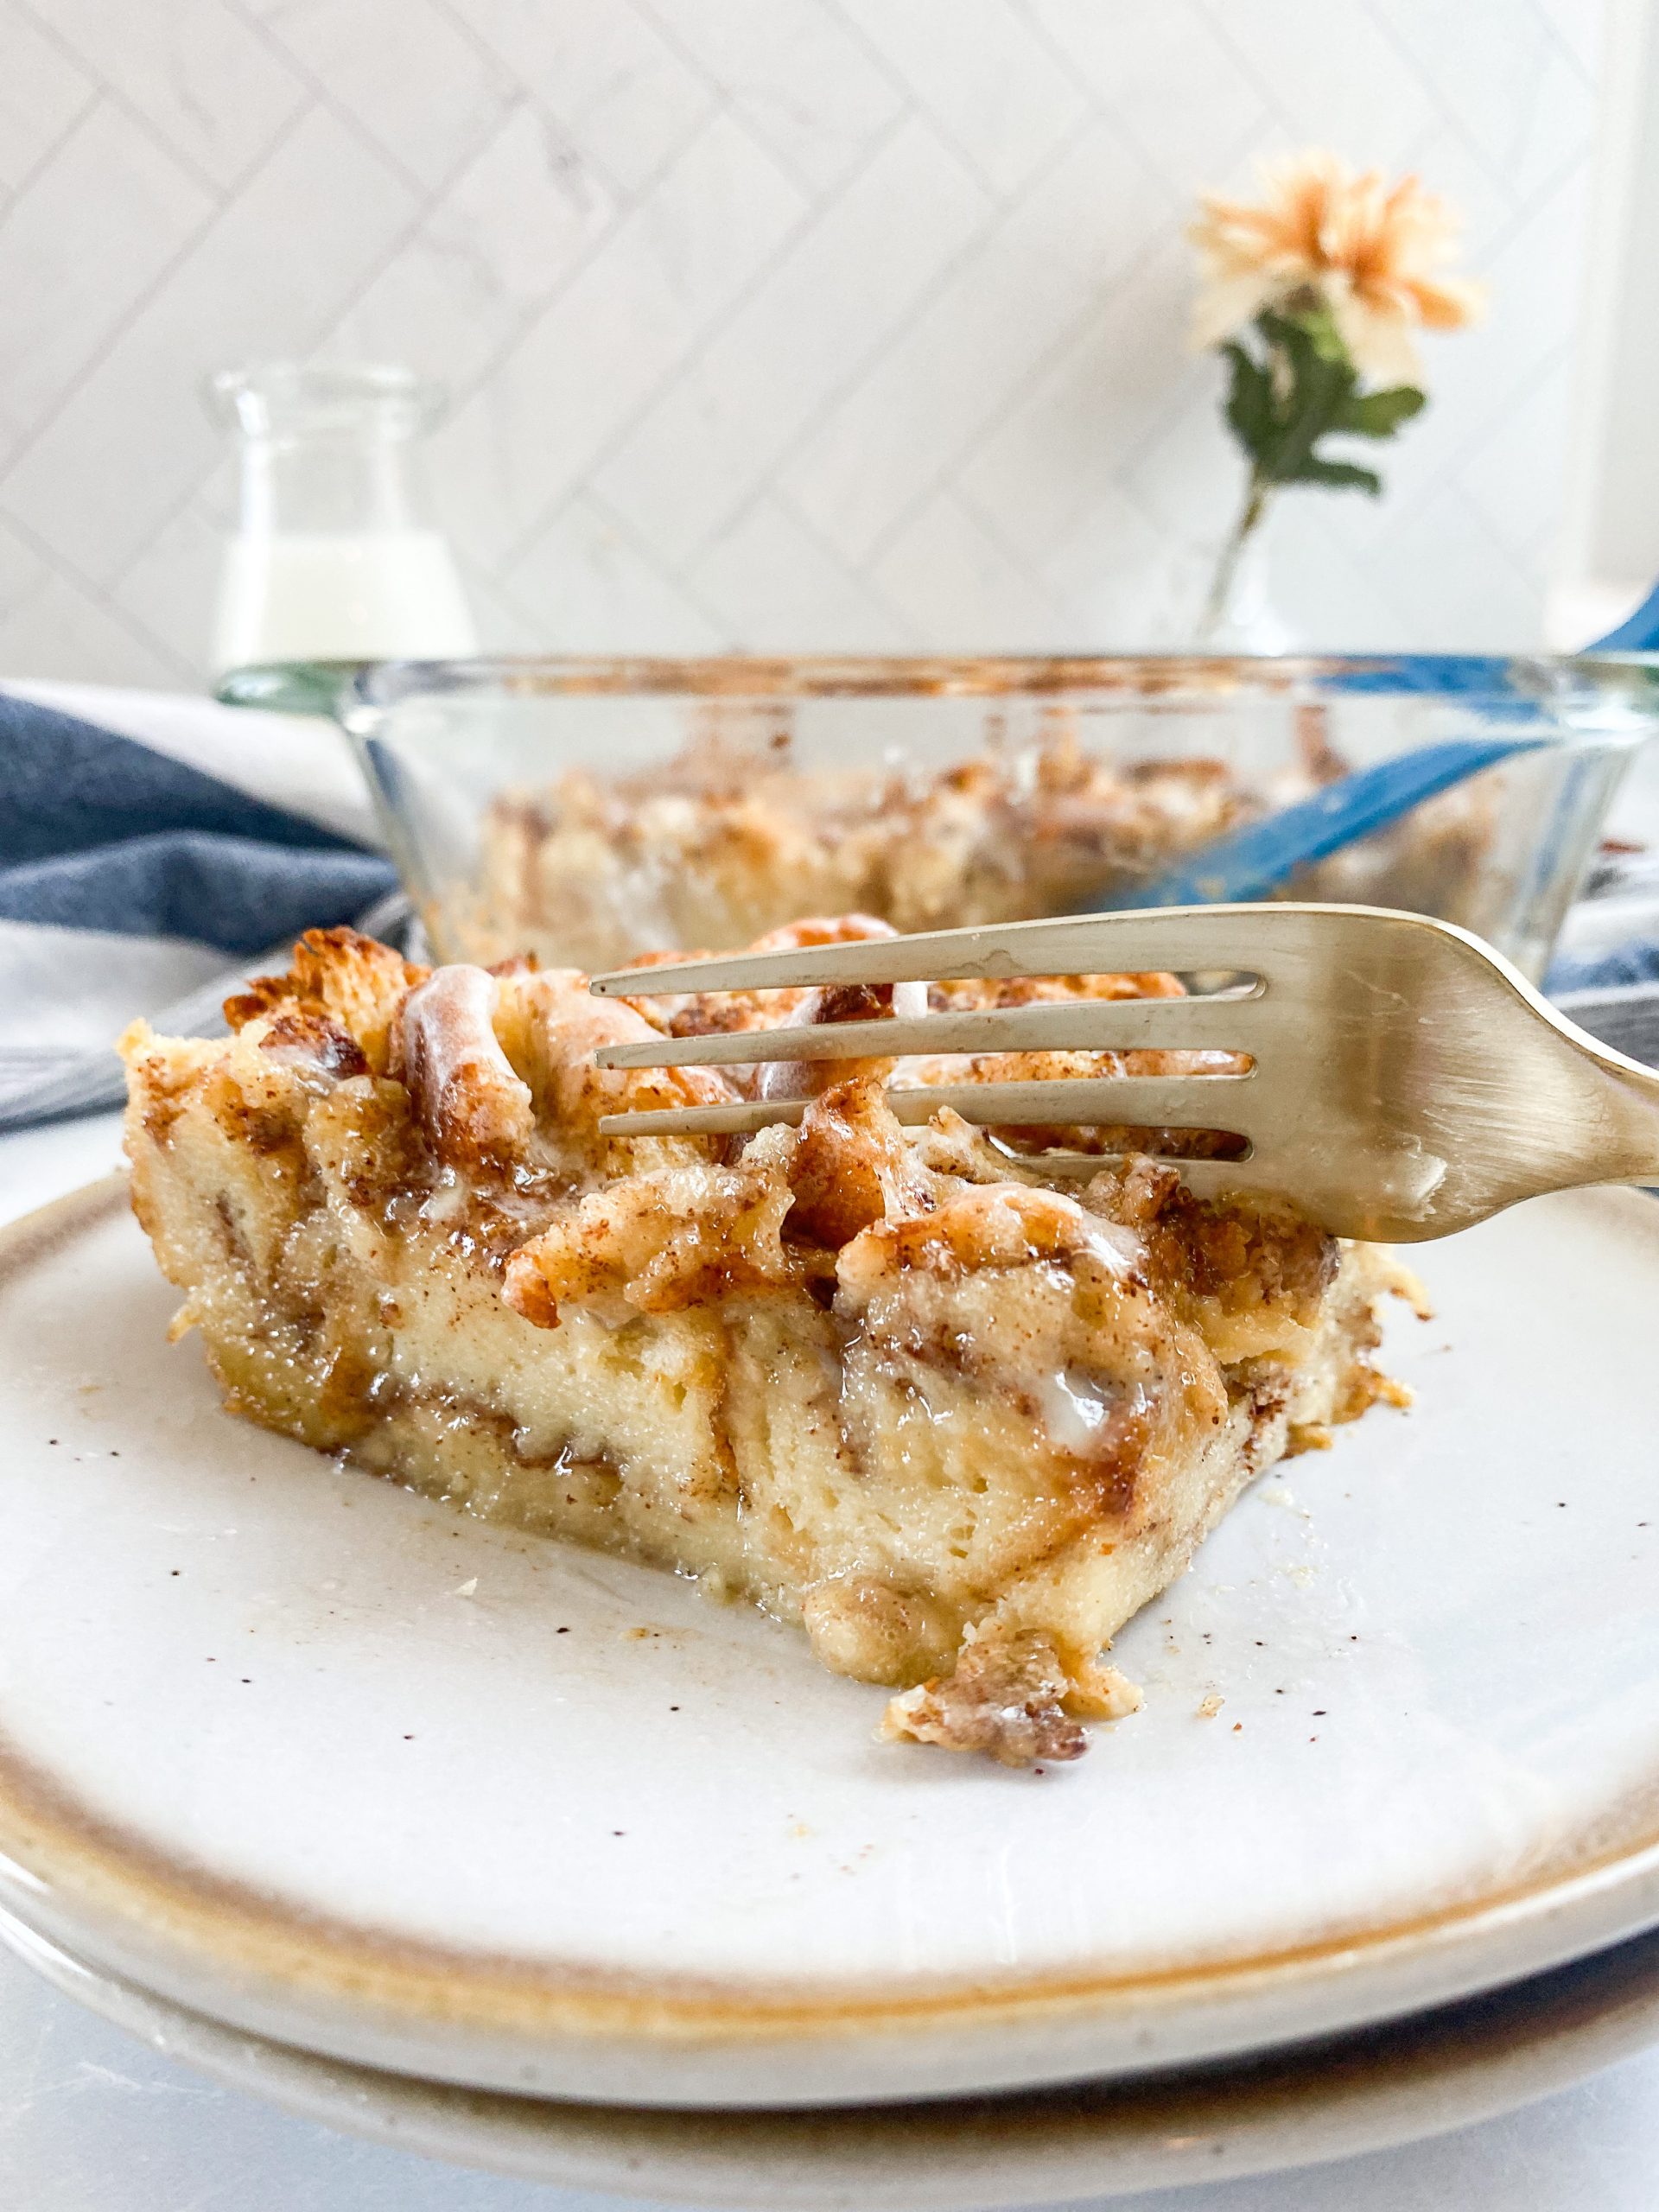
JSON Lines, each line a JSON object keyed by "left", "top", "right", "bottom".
{"left": 29, "top": 0, "right": 307, "bottom": 195}
{"left": 689, "top": 493, "right": 918, "bottom": 649}
{"left": 0, "top": 100, "right": 212, "bottom": 458}
{"left": 2, "top": 105, "right": 416, "bottom": 585}
{"left": 505, "top": 487, "right": 725, "bottom": 652}
{"left": 109, "top": 463, "right": 237, "bottom": 679}
{"left": 1535, "top": 0, "right": 1603, "bottom": 74}
{"left": 868, "top": 485, "right": 1077, "bottom": 646}
{"left": 1204, "top": 0, "right": 1440, "bottom": 168}
{"left": 836, "top": 0, "right": 1089, "bottom": 195}
{"left": 1458, "top": 352, "right": 1578, "bottom": 562}
{"left": 960, "top": 230, "right": 1201, "bottom": 564}
{"left": 1268, "top": 501, "right": 1419, "bottom": 650}
{"left": 780, "top": 121, "right": 1173, "bottom": 563}
{"left": 1381, "top": 0, "right": 1598, "bottom": 203}
{"left": 245, "top": 0, "right": 518, "bottom": 195}
{"left": 0, "top": 3, "right": 95, "bottom": 202}
{"left": 461, "top": 0, "right": 719, "bottom": 198}
{"left": 431, "top": 111, "right": 805, "bottom": 573}
{"left": 1026, "top": 0, "right": 1270, "bottom": 193}
{"left": 0, "top": 512, "right": 42, "bottom": 626}
{"left": 1368, "top": 480, "right": 1544, "bottom": 647}
{"left": 0, "top": 523, "right": 184, "bottom": 685}
{"left": 0, "top": 0, "right": 1611, "bottom": 681}
{"left": 648, "top": 0, "right": 903, "bottom": 194}
{"left": 331, "top": 104, "right": 620, "bottom": 391}
{"left": 591, "top": 115, "right": 988, "bottom": 566}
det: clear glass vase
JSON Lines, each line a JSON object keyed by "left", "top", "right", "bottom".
{"left": 1194, "top": 491, "right": 1296, "bottom": 656}
{"left": 207, "top": 363, "right": 477, "bottom": 696}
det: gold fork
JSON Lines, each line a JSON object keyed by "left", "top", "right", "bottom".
{"left": 587, "top": 903, "right": 1659, "bottom": 1243}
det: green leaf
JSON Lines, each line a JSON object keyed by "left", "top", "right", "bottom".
{"left": 1284, "top": 455, "right": 1383, "bottom": 495}
{"left": 1215, "top": 307, "right": 1419, "bottom": 504}
{"left": 1334, "top": 385, "right": 1427, "bottom": 439}
{"left": 1268, "top": 298, "right": 1349, "bottom": 366}
{"left": 1252, "top": 313, "right": 1357, "bottom": 486}
{"left": 1222, "top": 340, "right": 1275, "bottom": 460}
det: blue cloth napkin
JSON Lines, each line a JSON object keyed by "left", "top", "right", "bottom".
{"left": 0, "top": 689, "right": 398, "bottom": 1128}
{"left": 0, "top": 692, "right": 393, "bottom": 953}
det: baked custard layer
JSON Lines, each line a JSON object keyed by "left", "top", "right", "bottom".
{"left": 121, "top": 922, "right": 1412, "bottom": 1764}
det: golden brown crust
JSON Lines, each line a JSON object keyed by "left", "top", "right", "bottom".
{"left": 226, "top": 926, "right": 427, "bottom": 1075}
{"left": 502, "top": 1139, "right": 806, "bottom": 1325}
{"left": 880, "top": 1630, "right": 1097, "bottom": 1766}
{"left": 786, "top": 1076, "right": 934, "bottom": 1245}
{"left": 257, "top": 1011, "right": 372, "bottom": 1082}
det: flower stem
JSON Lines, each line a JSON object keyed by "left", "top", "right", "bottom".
{"left": 1198, "top": 474, "right": 1271, "bottom": 645}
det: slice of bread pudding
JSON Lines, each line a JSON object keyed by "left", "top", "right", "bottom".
{"left": 120, "top": 922, "right": 1413, "bottom": 1765}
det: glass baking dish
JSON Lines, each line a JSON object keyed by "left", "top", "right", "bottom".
{"left": 320, "top": 654, "right": 1659, "bottom": 982}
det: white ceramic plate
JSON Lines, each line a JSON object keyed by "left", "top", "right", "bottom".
{"left": 10, "top": 1899, "right": 1659, "bottom": 2210}
{"left": 3, "top": 1179, "right": 1659, "bottom": 2110}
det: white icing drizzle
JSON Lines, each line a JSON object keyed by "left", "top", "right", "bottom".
{"left": 532, "top": 970, "right": 663, "bottom": 1065}
{"left": 1073, "top": 1217, "right": 1146, "bottom": 1276}
{"left": 1037, "top": 1370, "right": 1114, "bottom": 1453}
{"left": 403, "top": 964, "right": 532, "bottom": 1160}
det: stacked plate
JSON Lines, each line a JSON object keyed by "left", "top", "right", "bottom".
{"left": 3, "top": 1175, "right": 1659, "bottom": 2207}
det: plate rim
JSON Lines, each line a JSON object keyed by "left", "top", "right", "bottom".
{"left": 10, "top": 1891, "right": 1659, "bottom": 2210}
{"left": 7, "top": 1175, "right": 1659, "bottom": 2106}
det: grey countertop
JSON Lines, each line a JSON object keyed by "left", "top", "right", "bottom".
{"left": 7, "top": 1926, "right": 1659, "bottom": 2212}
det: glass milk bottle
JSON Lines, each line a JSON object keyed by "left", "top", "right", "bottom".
{"left": 207, "top": 364, "right": 477, "bottom": 690}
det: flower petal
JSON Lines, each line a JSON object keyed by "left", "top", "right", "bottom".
{"left": 1330, "top": 289, "right": 1423, "bottom": 385}
{"left": 1187, "top": 145, "right": 1479, "bottom": 363}
{"left": 1190, "top": 270, "right": 1278, "bottom": 350}
{"left": 1408, "top": 275, "right": 1487, "bottom": 330}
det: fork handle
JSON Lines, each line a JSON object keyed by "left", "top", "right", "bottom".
{"left": 1583, "top": 1042, "right": 1659, "bottom": 1188}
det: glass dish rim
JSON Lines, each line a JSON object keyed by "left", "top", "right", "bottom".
{"left": 340, "top": 650, "right": 1659, "bottom": 729}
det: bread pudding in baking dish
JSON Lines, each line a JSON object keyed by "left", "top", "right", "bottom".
{"left": 120, "top": 920, "right": 1414, "bottom": 1766}
{"left": 467, "top": 729, "right": 1252, "bottom": 974}
{"left": 459, "top": 722, "right": 1493, "bottom": 976}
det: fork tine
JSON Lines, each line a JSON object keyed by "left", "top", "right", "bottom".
{"left": 597, "top": 1072, "right": 1255, "bottom": 1140}
{"left": 588, "top": 903, "right": 1308, "bottom": 998}
{"left": 593, "top": 991, "right": 1259, "bottom": 1071}
{"left": 575, "top": 904, "right": 1659, "bottom": 1243}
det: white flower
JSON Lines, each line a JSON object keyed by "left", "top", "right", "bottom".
{"left": 1189, "top": 149, "right": 1484, "bottom": 384}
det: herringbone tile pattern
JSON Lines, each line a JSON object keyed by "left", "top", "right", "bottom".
{"left": 0, "top": 0, "right": 1605, "bottom": 681}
